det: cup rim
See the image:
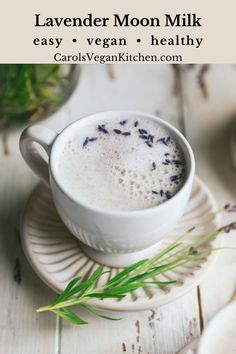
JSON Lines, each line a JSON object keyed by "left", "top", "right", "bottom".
{"left": 50, "top": 110, "right": 195, "bottom": 217}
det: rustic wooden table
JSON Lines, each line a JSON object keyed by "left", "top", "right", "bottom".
{"left": 1, "top": 64, "right": 236, "bottom": 354}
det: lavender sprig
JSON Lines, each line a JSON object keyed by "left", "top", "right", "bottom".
{"left": 36, "top": 207, "right": 236, "bottom": 326}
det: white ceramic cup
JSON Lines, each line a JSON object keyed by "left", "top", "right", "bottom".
{"left": 20, "top": 111, "right": 195, "bottom": 267}
{"left": 197, "top": 302, "right": 236, "bottom": 354}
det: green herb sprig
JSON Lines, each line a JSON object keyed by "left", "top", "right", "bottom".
{"left": 36, "top": 205, "right": 236, "bottom": 325}
{"left": 0, "top": 64, "right": 76, "bottom": 124}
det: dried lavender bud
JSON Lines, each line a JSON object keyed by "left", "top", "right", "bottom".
{"left": 83, "top": 137, "right": 98, "bottom": 147}
{"left": 120, "top": 120, "right": 127, "bottom": 126}
{"left": 113, "top": 129, "right": 122, "bottom": 134}
{"left": 98, "top": 124, "right": 109, "bottom": 134}
{"left": 83, "top": 137, "right": 90, "bottom": 147}
{"left": 188, "top": 247, "right": 198, "bottom": 255}
{"left": 134, "top": 121, "right": 139, "bottom": 127}
{"left": 157, "top": 137, "right": 166, "bottom": 145}
{"left": 220, "top": 222, "right": 236, "bottom": 233}
{"left": 187, "top": 226, "right": 196, "bottom": 233}
{"left": 157, "top": 137, "right": 170, "bottom": 146}
{"left": 139, "top": 135, "right": 149, "bottom": 140}
{"left": 170, "top": 174, "right": 182, "bottom": 182}
{"left": 224, "top": 203, "right": 236, "bottom": 212}
{"left": 164, "top": 153, "right": 170, "bottom": 157}
{"left": 165, "top": 191, "right": 173, "bottom": 200}
{"left": 139, "top": 129, "right": 148, "bottom": 135}
{"left": 172, "top": 160, "right": 184, "bottom": 166}
{"left": 162, "top": 159, "right": 171, "bottom": 165}
{"left": 145, "top": 141, "right": 153, "bottom": 148}
{"left": 152, "top": 190, "right": 158, "bottom": 195}
{"left": 151, "top": 162, "right": 156, "bottom": 171}
{"left": 160, "top": 190, "right": 164, "bottom": 197}
{"left": 122, "top": 132, "right": 131, "bottom": 136}
{"left": 148, "top": 134, "right": 154, "bottom": 143}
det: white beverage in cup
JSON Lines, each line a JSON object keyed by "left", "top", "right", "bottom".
{"left": 59, "top": 115, "right": 186, "bottom": 211}
{"left": 20, "top": 111, "right": 195, "bottom": 267}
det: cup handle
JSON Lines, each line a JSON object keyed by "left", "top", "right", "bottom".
{"left": 20, "top": 125, "right": 58, "bottom": 185}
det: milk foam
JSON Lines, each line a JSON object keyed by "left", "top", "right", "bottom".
{"left": 58, "top": 117, "right": 186, "bottom": 211}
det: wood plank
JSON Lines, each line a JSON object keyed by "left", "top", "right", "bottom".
{"left": 0, "top": 129, "right": 57, "bottom": 354}
{"left": 57, "top": 64, "right": 201, "bottom": 354}
{"left": 54, "top": 64, "right": 181, "bottom": 128}
{"left": 0, "top": 64, "right": 202, "bottom": 354}
{"left": 60, "top": 291, "right": 199, "bottom": 354}
{"left": 181, "top": 64, "right": 236, "bottom": 325}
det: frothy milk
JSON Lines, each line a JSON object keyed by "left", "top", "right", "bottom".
{"left": 58, "top": 116, "right": 186, "bottom": 211}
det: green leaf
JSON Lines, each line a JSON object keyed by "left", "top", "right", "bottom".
{"left": 52, "top": 308, "right": 87, "bottom": 325}
{"left": 79, "top": 303, "right": 121, "bottom": 321}
{"left": 37, "top": 211, "right": 232, "bottom": 326}
{"left": 53, "top": 276, "right": 82, "bottom": 305}
{"left": 78, "top": 266, "right": 104, "bottom": 296}
{"left": 54, "top": 268, "right": 107, "bottom": 303}
{"left": 143, "top": 280, "right": 177, "bottom": 285}
{"left": 86, "top": 293, "right": 124, "bottom": 299}
{"left": 101, "top": 283, "right": 142, "bottom": 297}
{"left": 149, "top": 242, "right": 183, "bottom": 265}
{"left": 106, "top": 259, "right": 149, "bottom": 286}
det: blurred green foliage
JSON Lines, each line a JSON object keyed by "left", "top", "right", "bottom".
{"left": 0, "top": 64, "right": 68, "bottom": 123}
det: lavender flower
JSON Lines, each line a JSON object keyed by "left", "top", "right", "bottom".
{"left": 138, "top": 129, "right": 148, "bottom": 135}
{"left": 157, "top": 137, "right": 171, "bottom": 146}
{"left": 165, "top": 191, "right": 173, "bottom": 200}
{"left": 113, "top": 129, "right": 122, "bottom": 134}
{"left": 151, "top": 162, "right": 156, "bottom": 171}
{"left": 219, "top": 222, "right": 236, "bottom": 233}
{"left": 224, "top": 203, "right": 236, "bottom": 212}
{"left": 120, "top": 120, "right": 127, "bottom": 126}
{"left": 83, "top": 137, "right": 97, "bottom": 147}
{"left": 139, "top": 135, "right": 149, "bottom": 140}
{"left": 170, "top": 174, "right": 182, "bottom": 182}
{"left": 172, "top": 160, "right": 184, "bottom": 166}
{"left": 188, "top": 247, "right": 198, "bottom": 255}
{"left": 148, "top": 135, "right": 154, "bottom": 143}
{"left": 152, "top": 190, "right": 158, "bottom": 195}
{"left": 145, "top": 141, "right": 153, "bottom": 148}
{"left": 83, "top": 137, "right": 90, "bottom": 148}
{"left": 98, "top": 124, "right": 109, "bottom": 134}
{"left": 162, "top": 159, "right": 171, "bottom": 165}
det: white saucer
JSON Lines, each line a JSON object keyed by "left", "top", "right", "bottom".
{"left": 21, "top": 177, "right": 221, "bottom": 311}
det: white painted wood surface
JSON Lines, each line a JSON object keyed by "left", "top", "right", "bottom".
{"left": 181, "top": 65, "right": 236, "bottom": 325}
{"left": 0, "top": 64, "right": 235, "bottom": 354}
